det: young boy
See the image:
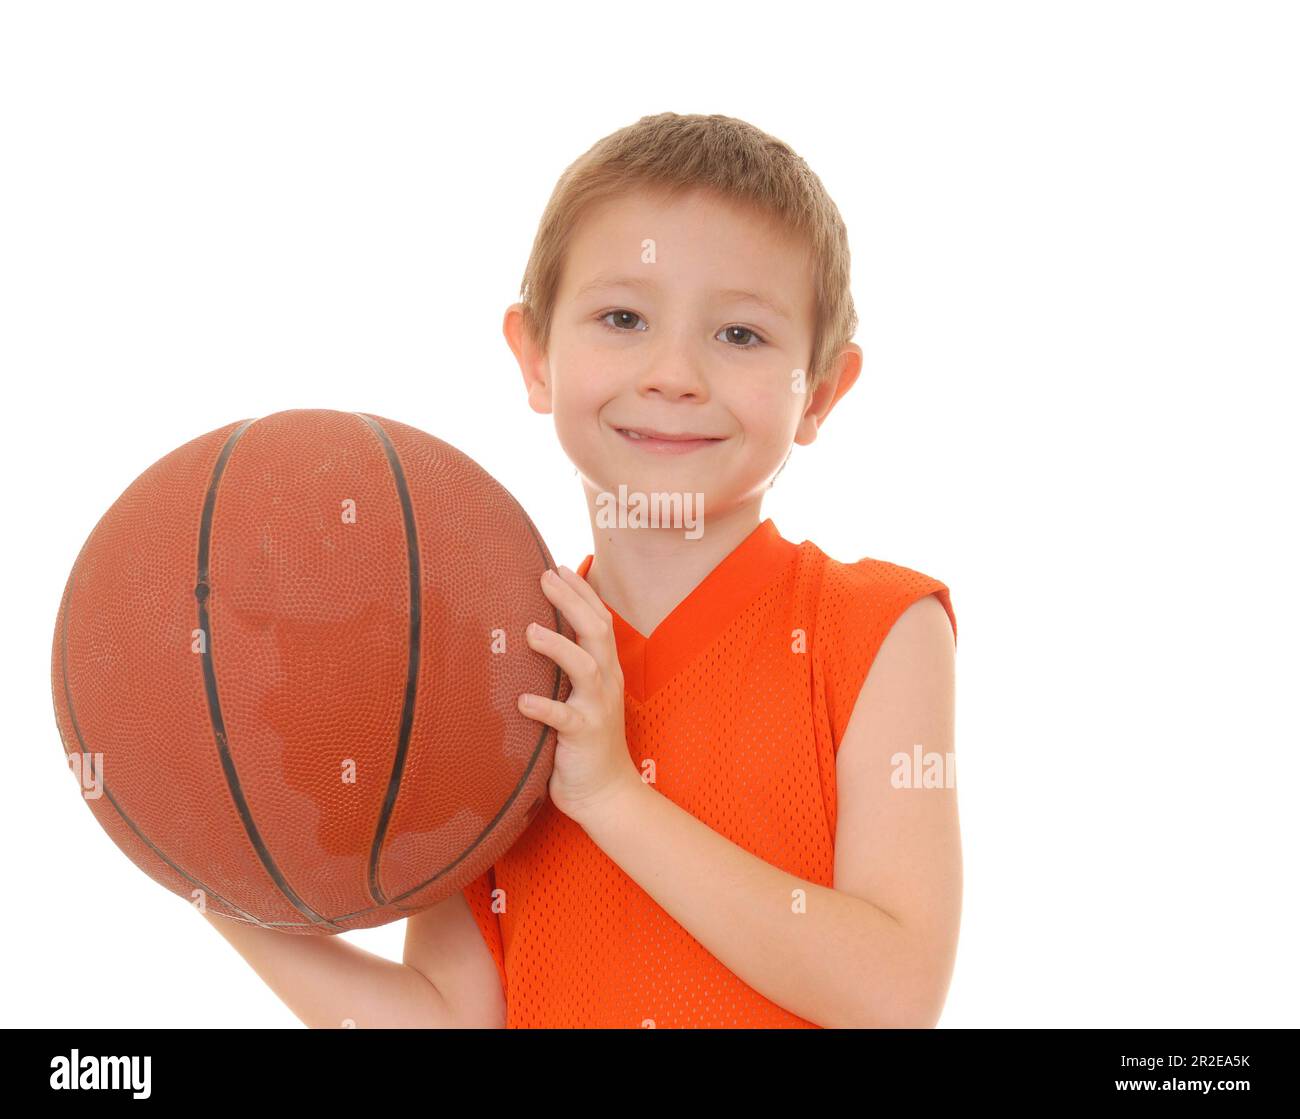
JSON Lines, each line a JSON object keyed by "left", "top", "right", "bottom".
{"left": 206, "top": 112, "right": 960, "bottom": 1029}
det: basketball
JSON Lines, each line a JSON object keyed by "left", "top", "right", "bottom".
{"left": 51, "top": 409, "right": 570, "bottom": 935}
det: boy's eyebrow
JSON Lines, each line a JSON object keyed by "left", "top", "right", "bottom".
{"left": 573, "top": 274, "right": 792, "bottom": 322}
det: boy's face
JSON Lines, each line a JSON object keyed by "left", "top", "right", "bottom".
{"left": 506, "top": 186, "right": 858, "bottom": 527}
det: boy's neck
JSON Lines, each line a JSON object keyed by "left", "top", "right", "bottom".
{"left": 582, "top": 503, "right": 766, "bottom": 639}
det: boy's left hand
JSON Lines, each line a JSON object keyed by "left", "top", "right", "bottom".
{"left": 517, "top": 564, "right": 641, "bottom": 827}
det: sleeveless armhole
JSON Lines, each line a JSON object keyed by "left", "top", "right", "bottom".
{"left": 461, "top": 866, "right": 508, "bottom": 1002}
{"left": 815, "top": 555, "right": 957, "bottom": 754}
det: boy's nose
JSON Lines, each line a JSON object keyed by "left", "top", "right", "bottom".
{"left": 632, "top": 354, "right": 710, "bottom": 400}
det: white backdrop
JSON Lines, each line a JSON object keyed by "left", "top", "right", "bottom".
{"left": 2, "top": 1, "right": 1295, "bottom": 1028}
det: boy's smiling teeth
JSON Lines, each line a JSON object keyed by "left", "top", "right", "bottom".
{"left": 616, "top": 426, "right": 721, "bottom": 441}
{"left": 613, "top": 425, "right": 725, "bottom": 454}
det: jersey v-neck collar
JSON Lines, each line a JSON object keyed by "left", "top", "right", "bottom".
{"left": 574, "top": 517, "right": 799, "bottom": 703}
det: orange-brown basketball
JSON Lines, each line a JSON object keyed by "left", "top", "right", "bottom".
{"left": 51, "top": 409, "right": 569, "bottom": 935}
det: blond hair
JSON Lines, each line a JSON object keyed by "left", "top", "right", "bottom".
{"left": 518, "top": 112, "right": 857, "bottom": 394}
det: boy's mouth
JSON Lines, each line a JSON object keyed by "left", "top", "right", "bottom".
{"left": 614, "top": 426, "right": 725, "bottom": 454}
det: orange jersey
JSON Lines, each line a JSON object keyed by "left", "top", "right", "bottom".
{"left": 463, "top": 517, "right": 956, "bottom": 1027}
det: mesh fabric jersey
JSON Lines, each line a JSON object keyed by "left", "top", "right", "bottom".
{"left": 463, "top": 517, "right": 956, "bottom": 1028}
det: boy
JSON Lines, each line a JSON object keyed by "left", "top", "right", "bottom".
{"left": 206, "top": 111, "right": 960, "bottom": 1029}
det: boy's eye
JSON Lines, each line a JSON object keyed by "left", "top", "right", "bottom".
{"left": 598, "top": 310, "right": 767, "bottom": 349}
{"left": 601, "top": 309, "right": 646, "bottom": 332}
{"left": 717, "top": 325, "right": 764, "bottom": 348}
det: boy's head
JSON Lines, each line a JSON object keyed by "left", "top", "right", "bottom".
{"left": 505, "top": 112, "right": 862, "bottom": 525}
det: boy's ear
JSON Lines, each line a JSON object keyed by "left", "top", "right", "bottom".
{"left": 794, "top": 343, "right": 863, "bottom": 445}
{"left": 503, "top": 303, "right": 553, "bottom": 414}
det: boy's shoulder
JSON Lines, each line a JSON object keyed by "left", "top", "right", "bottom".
{"left": 797, "top": 539, "right": 957, "bottom": 747}
{"left": 799, "top": 538, "right": 956, "bottom": 647}
{"left": 801, "top": 537, "right": 950, "bottom": 599}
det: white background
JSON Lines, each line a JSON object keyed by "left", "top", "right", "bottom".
{"left": 2, "top": 1, "right": 1296, "bottom": 1028}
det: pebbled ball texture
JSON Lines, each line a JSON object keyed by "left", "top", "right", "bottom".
{"left": 51, "top": 409, "right": 569, "bottom": 934}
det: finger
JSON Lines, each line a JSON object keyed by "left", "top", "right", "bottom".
{"left": 517, "top": 691, "right": 580, "bottom": 733}
{"left": 540, "top": 567, "right": 618, "bottom": 664}
{"left": 553, "top": 564, "right": 614, "bottom": 622}
{"left": 525, "top": 621, "right": 602, "bottom": 690}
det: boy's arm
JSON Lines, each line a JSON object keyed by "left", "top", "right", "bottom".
{"left": 403, "top": 889, "right": 506, "bottom": 1028}
{"left": 575, "top": 593, "right": 959, "bottom": 1028}
{"left": 202, "top": 889, "right": 502, "bottom": 1028}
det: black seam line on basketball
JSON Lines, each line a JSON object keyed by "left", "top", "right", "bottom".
{"left": 54, "top": 570, "right": 273, "bottom": 929}
{"left": 236, "top": 422, "right": 568, "bottom": 928}
{"left": 378, "top": 486, "right": 567, "bottom": 913}
{"left": 352, "top": 413, "right": 422, "bottom": 909}
{"left": 228, "top": 497, "right": 569, "bottom": 927}
{"left": 298, "top": 433, "right": 568, "bottom": 923}
{"left": 219, "top": 662, "right": 559, "bottom": 914}
{"left": 197, "top": 418, "right": 346, "bottom": 933}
